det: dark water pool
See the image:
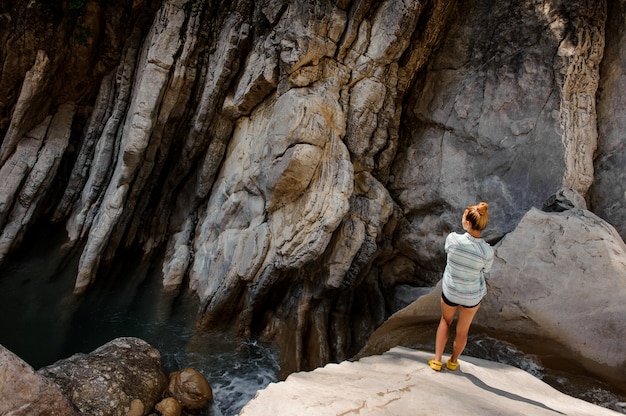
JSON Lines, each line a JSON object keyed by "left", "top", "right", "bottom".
{"left": 0, "top": 225, "right": 279, "bottom": 416}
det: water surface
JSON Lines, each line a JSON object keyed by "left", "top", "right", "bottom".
{"left": 0, "top": 224, "right": 279, "bottom": 416}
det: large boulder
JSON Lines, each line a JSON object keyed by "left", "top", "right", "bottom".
{"left": 0, "top": 344, "right": 79, "bottom": 416}
{"left": 481, "top": 207, "right": 626, "bottom": 387}
{"left": 37, "top": 337, "right": 168, "bottom": 416}
{"left": 358, "top": 207, "right": 626, "bottom": 390}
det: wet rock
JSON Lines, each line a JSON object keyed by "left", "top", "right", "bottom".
{"left": 166, "top": 368, "right": 213, "bottom": 411}
{"left": 37, "top": 337, "right": 168, "bottom": 416}
{"left": 0, "top": 344, "right": 79, "bottom": 416}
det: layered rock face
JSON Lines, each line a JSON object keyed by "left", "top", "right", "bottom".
{"left": 0, "top": 0, "right": 623, "bottom": 377}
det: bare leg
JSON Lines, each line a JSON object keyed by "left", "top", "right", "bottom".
{"left": 434, "top": 299, "right": 458, "bottom": 363}
{"left": 450, "top": 304, "right": 480, "bottom": 363}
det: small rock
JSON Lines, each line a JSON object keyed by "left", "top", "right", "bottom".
{"left": 127, "top": 398, "right": 145, "bottom": 416}
{"left": 155, "top": 397, "right": 182, "bottom": 416}
{"left": 167, "top": 368, "right": 213, "bottom": 410}
{"left": 542, "top": 187, "right": 587, "bottom": 212}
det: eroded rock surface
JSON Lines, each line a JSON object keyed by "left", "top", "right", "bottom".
{"left": 591, "top": 0, "right": 626, "bottom": 241}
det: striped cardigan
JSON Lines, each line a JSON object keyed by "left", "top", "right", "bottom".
{"left": 442, "top": 232, "right": 494, "bottom": 307}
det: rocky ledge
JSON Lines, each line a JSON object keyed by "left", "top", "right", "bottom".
{"left": 239, "top": 347, "right": 622, "bottom": 416}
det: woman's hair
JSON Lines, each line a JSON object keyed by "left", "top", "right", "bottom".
{"left": 465, "top": 202, "right": 489, "bottom": 231}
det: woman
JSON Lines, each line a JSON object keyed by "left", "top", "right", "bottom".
{"left": 429, "top": 202, "right": 494, "bottom": 371}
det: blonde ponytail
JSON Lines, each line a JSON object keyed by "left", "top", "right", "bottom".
{"left": 465, "top": 202, "right": 489, "bottom": 231}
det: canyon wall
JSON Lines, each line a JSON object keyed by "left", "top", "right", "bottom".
{"left": 0, "top": 0, "right": 623, "bottom": 374}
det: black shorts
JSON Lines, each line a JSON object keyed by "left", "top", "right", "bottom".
{"left": 442, "top": 292, "right": 480, "bottom": 309}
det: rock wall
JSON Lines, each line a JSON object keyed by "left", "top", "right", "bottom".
{"left": 0, "top": 0, "right": 623, "bottom": 375}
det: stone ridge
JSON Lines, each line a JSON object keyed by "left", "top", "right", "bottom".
{"left": 238, "top": 347, "right": 621, "bottom": 416}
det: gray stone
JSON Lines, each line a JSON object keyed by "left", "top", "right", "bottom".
{"left": 542, "top": 187, "right": 587, "bottom": 212}
{"left": 482, "top": 208, "right": 626, "bottom": 387}
{"left": 591, "top": 0, "right": 626, "bottom": 241}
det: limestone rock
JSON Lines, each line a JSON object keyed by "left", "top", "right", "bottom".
{"left": 0, "top": 344, "right": 79, "bottom": 416}
{"left": 358, "top": 208, "right": 626, "bottom": 390}
{"left": 166, "top": 368, "right": 213, "bottom": 411}
{"left": 72, "top": 0, "right": 193, "bottom": 293}
{"left": 37, "top": 337, "right": 168, "bottom": 416}
{"left": 0, "top": 50, "right": 51, "bottom": 166}
{"left": 390, "top": 0, "right": 607, "bottom": 285}
{"left": 238, "top": 347, "right": 619, "bottom": 416}
{"left": 0, "top": 101, "right": 74, "bottom": 262}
